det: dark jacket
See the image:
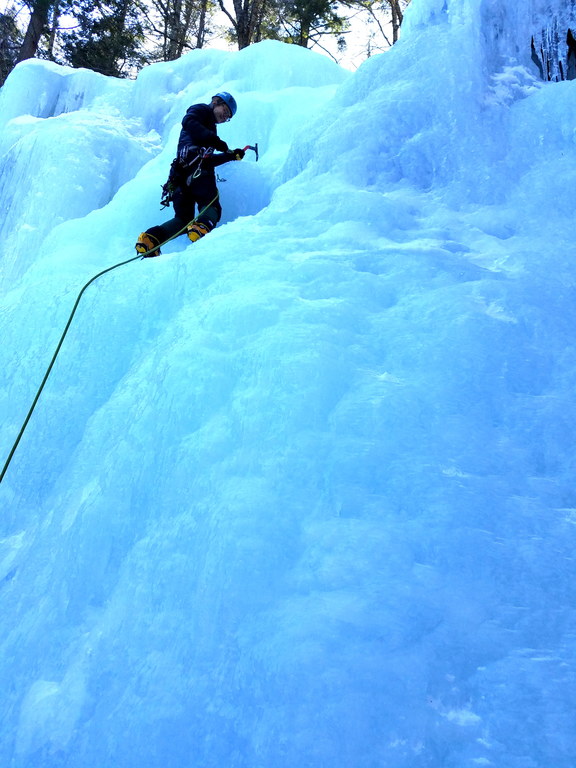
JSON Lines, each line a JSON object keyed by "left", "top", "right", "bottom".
{"left": 177, "top": 104, "right": 227, "bottom": 156}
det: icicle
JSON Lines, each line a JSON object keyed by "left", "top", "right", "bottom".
{"left": 530, "top": 0, "right": 576, "bottom": 81}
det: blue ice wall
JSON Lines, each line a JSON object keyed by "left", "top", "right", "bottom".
{"left": 1, "top": 4, "right": 576, "bottom": 767}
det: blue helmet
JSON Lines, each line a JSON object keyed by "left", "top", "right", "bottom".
{"left": 213, "top": 91, "right": 237, "bottom": 117}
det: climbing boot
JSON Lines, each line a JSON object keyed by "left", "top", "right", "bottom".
{"left": 136, "top": 232, "right": 161, "bottom": 257}
{"left": 187, "top": 222, "right": 211, "bottom": 243}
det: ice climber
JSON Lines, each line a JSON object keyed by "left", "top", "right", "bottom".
{"left": 135, "top": 91, "right": 244, "bottom": 257}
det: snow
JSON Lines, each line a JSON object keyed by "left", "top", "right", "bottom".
{"left": 1, "top": 2, "right": 576, "bottom": 766}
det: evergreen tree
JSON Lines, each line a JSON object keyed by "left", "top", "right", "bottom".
{"left": 0, "top": 8, "right": 22, "bottom": 85}
{"left": 61, "top": 0, "right": 145, "bottom": 77}
{"left": 276, "top": 0, "right": 347, "bottom": 48}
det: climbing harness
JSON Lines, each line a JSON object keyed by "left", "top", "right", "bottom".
{"left": 160, "top": 144, "right": 258, "bottom": 208}
{"left": 189, "top": 148, "right": 213, "bottom": 182}
{"left": 0, "top": 195, "right": 219, "bottom": 485}
{"left": 160, "top": 146, "right": 206, "bottom": 208}
{"left": 160, "top": 148, "right": 215, "bottom": 208}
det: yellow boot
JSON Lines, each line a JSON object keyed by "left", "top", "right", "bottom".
{"left": 135, "top": 232, "right": 161, "bottom": 257}
{"left": 187, "top": 222, "right": 211, "bottom": 243}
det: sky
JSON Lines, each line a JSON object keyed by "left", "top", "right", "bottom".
{"left": 1, "top": 0, "right": 576, "bottom": 766}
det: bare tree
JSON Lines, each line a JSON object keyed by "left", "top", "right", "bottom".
{"left": 194, "top": 0, "right": 210, "bottom": 47}
{"left": 15, "top": 0, "right": 54, "bottom": 62}
{"left": 45, "top": 0, "right": 60, "bottom": 59}
{"left": 388, "top": 0, "right": 403, "bottom": 42}
{"left": 340, "top": 0, "right": 409, "bottom": 53}
{"left": 216, "top": 0, "right": 268, "bottom": 48}
{"left": 141, "top": 0, "right": 214, "bottom": 60}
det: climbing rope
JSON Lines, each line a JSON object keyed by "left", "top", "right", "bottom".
{"left": 0, "top": 195, "right": 219, "bottom": 485}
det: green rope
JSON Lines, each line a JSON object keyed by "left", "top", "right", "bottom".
{"left": 0, "top": 195, "right": 218, "bottom": 485}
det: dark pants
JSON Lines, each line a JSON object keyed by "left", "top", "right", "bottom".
{"left": 147, "top": 175, "right": 222, "bottom": 245}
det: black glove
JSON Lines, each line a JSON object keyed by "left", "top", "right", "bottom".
{"left": 214, "top": 137, "right": 229, "bottom": 153}
{"left": 232, "top": 148, "right": 245, "bottom": 160}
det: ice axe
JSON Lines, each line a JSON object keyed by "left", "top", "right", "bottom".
{"left": 239, "top": 143, "right": 259, "bottom": 161}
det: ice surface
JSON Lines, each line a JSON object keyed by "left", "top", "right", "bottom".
{"left": 1, "top": 2, "right": 576, "bottom": 767}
